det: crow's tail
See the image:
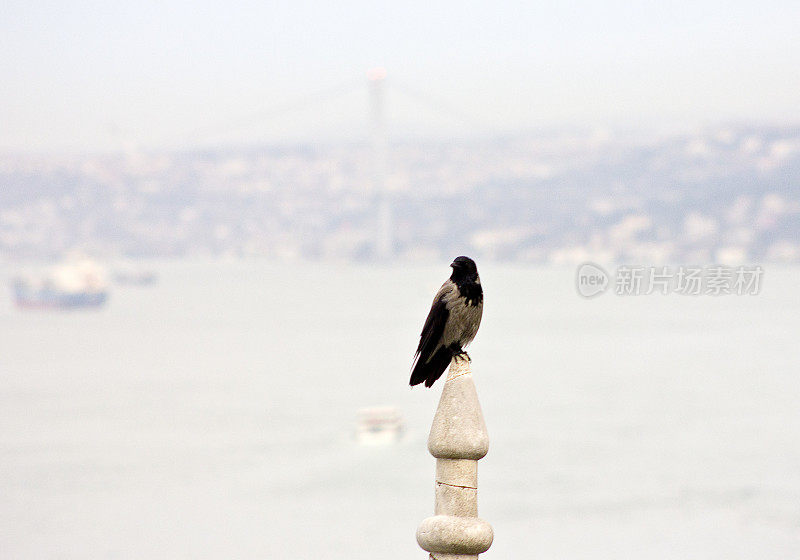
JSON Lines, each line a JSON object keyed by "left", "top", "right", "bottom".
{"left": 409, "top": 346, "right": 455, "bottom": 388}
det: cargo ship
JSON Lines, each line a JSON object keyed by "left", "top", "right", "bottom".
{"left": 11, "top": 258, "right": 109, "bottom": 309}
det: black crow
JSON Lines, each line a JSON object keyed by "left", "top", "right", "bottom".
{"left": 410, "top": 256, "right": 483, "bottom": 388}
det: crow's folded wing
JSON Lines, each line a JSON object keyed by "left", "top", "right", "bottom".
{"left": 414, "top": 281, "right": 454, "bottom": 364}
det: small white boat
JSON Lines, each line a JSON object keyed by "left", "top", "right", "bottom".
{"left": 355, "top": 406, "right": 405, "bottom": 445}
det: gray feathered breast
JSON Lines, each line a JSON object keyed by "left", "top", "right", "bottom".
{"left": 436, "top": 279, "right": 482, "bottom": 352}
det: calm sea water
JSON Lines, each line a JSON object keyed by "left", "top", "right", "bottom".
{"left": 1, "top": 261, "right": 799, "bottom": 559}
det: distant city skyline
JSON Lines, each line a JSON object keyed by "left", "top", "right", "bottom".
{"left": 3, "top": 1, "right": 800, "bottom": 153}
{"left": 1, "top": 125, "right": 798, "bottom": 263}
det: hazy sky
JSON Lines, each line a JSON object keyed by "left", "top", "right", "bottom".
{"left": 3, "top": 1, "right": 799, "bottom": 152}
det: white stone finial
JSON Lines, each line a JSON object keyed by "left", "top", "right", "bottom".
{"left": 416, "top": 358, "right": 493, "bottom": 559}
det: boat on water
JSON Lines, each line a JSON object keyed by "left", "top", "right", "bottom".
{"left": 112, "top": 262, "right": 157, "bottom": 286}
{"left": 355, "top": 406, "right": 405, "bottom": 445}
{"left": 11, "top": 258, "right": 109, "bottom": 309}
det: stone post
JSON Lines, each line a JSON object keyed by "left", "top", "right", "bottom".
{"left": 416, "top": 358, "right": 493, "bottom": 559}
